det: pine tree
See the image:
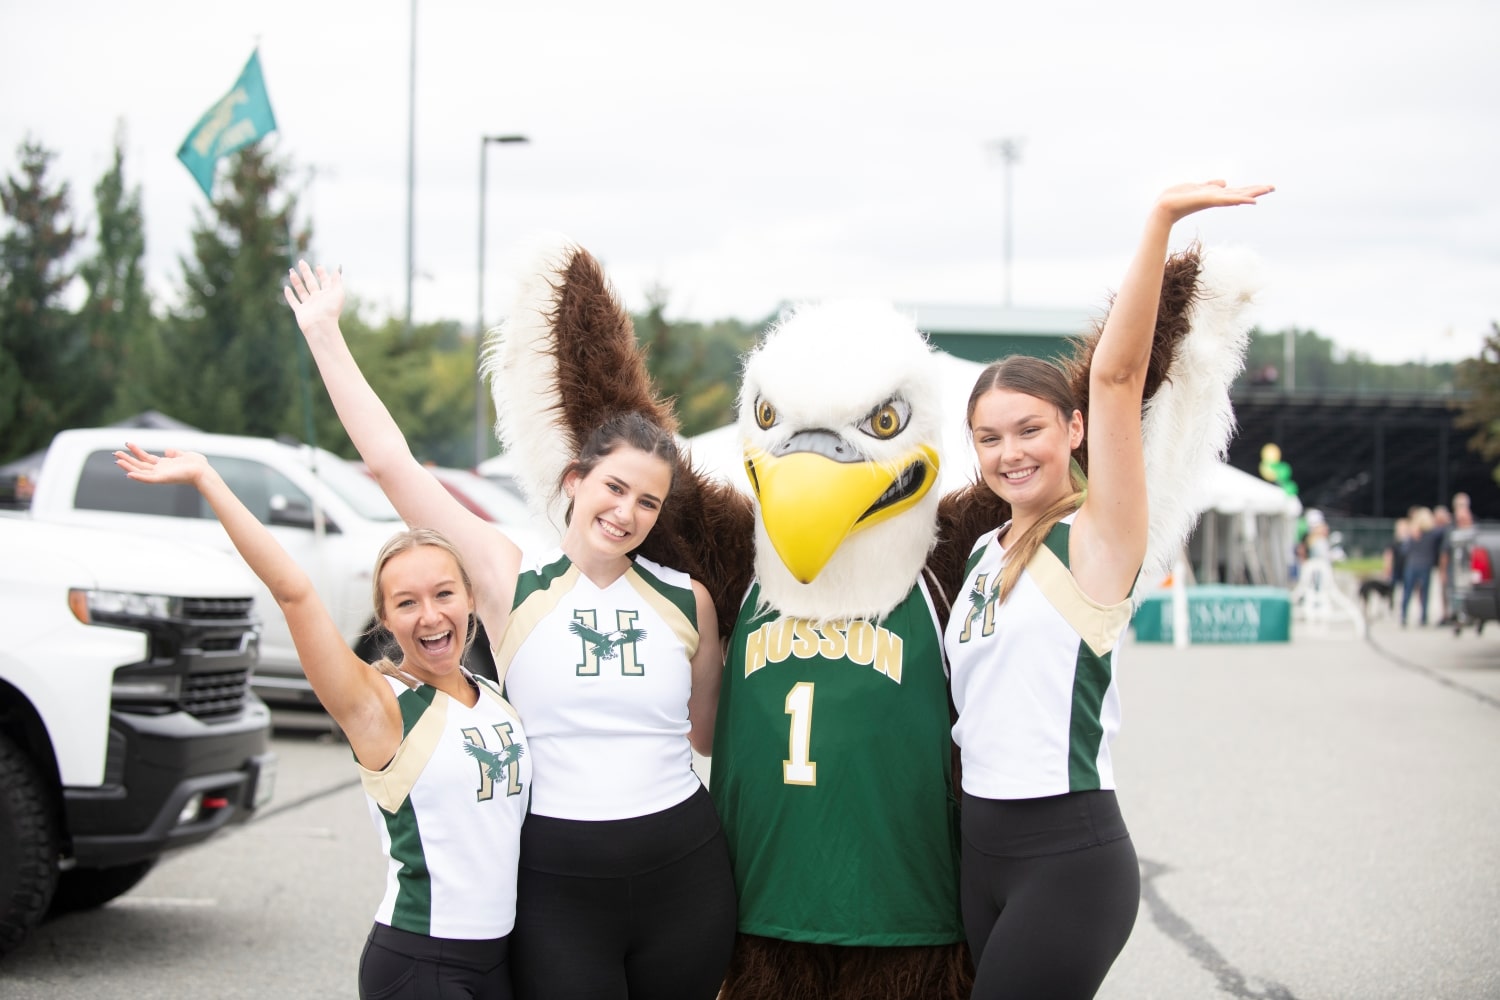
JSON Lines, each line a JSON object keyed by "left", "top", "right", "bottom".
{"left": 159, "top": 143, "right": 311, "bottom": 438}
{"left": 80, "top": 127, "right": 160, "bottom": 423}
{"left": 0, "top": 139, "right": 83, "bottom": 464}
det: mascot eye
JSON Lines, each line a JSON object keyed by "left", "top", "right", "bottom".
{"left": 755, "top": 397, "right": 777, "bottom": 430}
{"left": 859, "top": 400, "right": 910, "bottom": 440}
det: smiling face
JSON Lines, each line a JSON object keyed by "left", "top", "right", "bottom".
{"left": 563, "top": 446, "right": 673, "bottom": 559}
{"left": 969, "top": 387, "right": 1083, "bottom": 515}
{"left": 377, "top": 544, "right": 475, "bottom": 682}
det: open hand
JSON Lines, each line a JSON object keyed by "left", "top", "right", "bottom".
{"left": 283, "top": 260, "right": 345, "bottom": 335}
{"left": 114, "top": 442, "right": 211, "bottom": 487}
{"left": 1155, "top": 180, "right": 1274, "bottom": 224}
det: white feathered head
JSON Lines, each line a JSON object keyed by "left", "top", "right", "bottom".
{"left": 739, "top": 299, "right": 944, "bottom": 621}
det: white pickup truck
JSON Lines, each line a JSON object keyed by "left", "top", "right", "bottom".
{"left": 27, "top": 428, "right": 417, "bottom": 709}
{"left": 0, "top": 514, "right": 274, "bottom": 955}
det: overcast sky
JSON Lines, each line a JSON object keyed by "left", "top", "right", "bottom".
{"left": 3, "top": 0, "right": 1496, "bottom": 365}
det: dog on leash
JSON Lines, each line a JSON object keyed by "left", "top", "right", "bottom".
{"left": 1358, "top": 577, "right": 1395, "bottom": 620}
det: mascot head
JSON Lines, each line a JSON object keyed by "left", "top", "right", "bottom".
{"left": 740, "top": 299, "right": 943, "bottom": 621}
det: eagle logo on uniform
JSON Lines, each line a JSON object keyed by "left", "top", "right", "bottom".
{"left": 462, "top": 739, "right": 525, "bottom": 781}
{"left": 568, "top": 620, "right": 648, "bottom": 660}
{"left": 968, "top": 580, "right": 1001, "bottom": 616}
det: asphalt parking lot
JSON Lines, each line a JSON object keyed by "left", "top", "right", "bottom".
{"left": 2, "top": 617, "right": 1497, "bottom": 999}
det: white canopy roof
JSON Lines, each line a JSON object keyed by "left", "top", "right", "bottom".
{"left": 1194, "top": 461, "right": 1303, "bottom": 517}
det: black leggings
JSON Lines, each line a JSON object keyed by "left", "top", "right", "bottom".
{"left": 960, "top": 790, "right": 1140, "bottom": 1000}
{"left": 358, "top": 923, "right": 511, "bottom": 1000}
{"left": 511, "top": 785, "right": 737, "bottom": 1000}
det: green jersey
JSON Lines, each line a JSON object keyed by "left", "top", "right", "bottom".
{"left": 709, "top": 578, "right": 963, "bottom": 946}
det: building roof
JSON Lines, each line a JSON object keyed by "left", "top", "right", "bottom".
{"left": 900, "top": 303, "right": 1098, "bottom": 337}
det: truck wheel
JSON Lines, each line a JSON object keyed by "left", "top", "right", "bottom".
{"left": 0, "top": 732, "right": 59, "bottom": 956}
{"left": 49, "top": 858, "right": 157, "bottom": 914}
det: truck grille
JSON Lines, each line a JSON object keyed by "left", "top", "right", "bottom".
{"left": 182, "top": 597, "right": 256, "bottom": 620}
{"left": 182, "top": 668, "right": 253, "bottom": 719}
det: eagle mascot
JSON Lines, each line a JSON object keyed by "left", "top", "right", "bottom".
{"left": 483, "top": 236, "right": 1259, "bottom": 999}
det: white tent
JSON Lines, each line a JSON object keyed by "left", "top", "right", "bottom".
{"left": 1184, "top": 462, "right": 1302, "bottom": 588}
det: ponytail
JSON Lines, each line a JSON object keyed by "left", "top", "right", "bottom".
{"left": 994, "top": 459, "right": 1087, "bottom": 605}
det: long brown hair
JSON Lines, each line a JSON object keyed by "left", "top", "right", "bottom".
{"left": 967, "top": 356, "right": 1088, "bottom": 605}
{"left": 365, "top": 528, "right": 478, "bottom": 686}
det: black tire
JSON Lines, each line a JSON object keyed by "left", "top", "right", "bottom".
{"left": 49, "top": 858, "right": 157, "bottom": 914}
{"left": 0, "top": 732, "right": 59, "bottom": 957}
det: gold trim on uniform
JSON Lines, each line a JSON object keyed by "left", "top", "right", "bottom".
{"left": 493, "top": 564, "right": 582, "bottom": 689}
{"left": 626, "top": 568, "right": 700, "bottom": 659}
{"left": 1025, "top": 545, "right": 1133, "bottom": 657}
{"left": 359, "top": 693, "right": 451, "bottom": 814}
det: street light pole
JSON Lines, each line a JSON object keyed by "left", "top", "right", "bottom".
{"left": 475, "top": 134, "right": 530, "bottom": 467}
{"left": 989, "top": 137, "right": 1023, "bottom": 307}
{"left": 404, "top": 0, "right": 417, "bottom": 338}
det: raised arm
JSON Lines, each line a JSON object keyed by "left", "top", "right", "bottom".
{"left": 115, "top": 444, "right": 401, "bottom": 768}
{"left": 283, "top": 262, "right": 520, "bottom": 632}
{"left": 1072, "top": 180, "right": 1273, "bottom": 603}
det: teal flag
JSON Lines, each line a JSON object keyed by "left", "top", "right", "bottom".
{"left": 177, "top": 50, "right": 278, "bottom": 199}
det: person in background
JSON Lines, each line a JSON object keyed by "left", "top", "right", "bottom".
{"left": 1441, "top": 493, "right": 1476, "bottom": 626}
{"left": 1402, "top": 506, "right": 1439, "bottom": 627}
{"left": 283, "top": 261, "right": 736, "bottom": 1000}
{"left": 116, "top": 444, "right": 529, "bottom": 1000}
{"left": 1453, "top": 492, "right": 1474, "bottom": 527}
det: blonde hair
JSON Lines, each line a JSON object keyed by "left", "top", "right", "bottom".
{"left": 365, "top": 528, "right": 477, "bottom": 686}
{"left": 966, "top": 356, "right": 1087, "bottom": 606}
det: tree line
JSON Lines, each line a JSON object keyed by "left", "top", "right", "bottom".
{"left": 3, "top": 134, "right": 1494, "bottom": 480}
{"left": 1237, "top": 327, "right": 1458, "bottom": 394}
{"left": 0, "top": 136, "right": 767, "bottom": 471}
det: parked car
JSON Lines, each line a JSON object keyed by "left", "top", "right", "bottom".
{"left": 27, "top": 429, "right": 413, "bottom": 708}
{"left": 355, "top": 462, "right": 554, "bottom": 552}
{"left": 0, "top": 515, "right": 273, "bottom": 955}
{"left": 474, "top": 453, "right": 525, "bottom": 500}
{"left": 425, "top": 464, "right": 529, "bottom": 523}
{"left": 1454, "top": 523, "right": 1497, "bottom": 633}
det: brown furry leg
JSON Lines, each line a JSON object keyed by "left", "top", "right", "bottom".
{"left": 719, "top": 934, "right": 972, "bottom": 1000}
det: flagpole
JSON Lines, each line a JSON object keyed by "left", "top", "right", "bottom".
{"left": 403, "top": 0, "right": 417, "bottom": 339}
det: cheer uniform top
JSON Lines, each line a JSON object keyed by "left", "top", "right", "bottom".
{"left": 945, "top": 515, "right": 1134, "bottom": 799}
{"left": 359, "top": 673, "right": 531, "bottom": 939}
{"left": 710, "top": 578, "right": 964, "bottom": 946}
{"left": 495, "top": 550, "right": 703, "bottom": 821}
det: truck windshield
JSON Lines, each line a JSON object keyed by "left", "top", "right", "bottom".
{"left": 310, "top": 450, "right": 403, "bottom": 522}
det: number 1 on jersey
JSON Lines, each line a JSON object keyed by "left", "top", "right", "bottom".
{"left": 783, "top": 681, "right": 817, "bottom": 785}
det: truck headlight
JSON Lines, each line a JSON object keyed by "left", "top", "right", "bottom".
{"left": 69, "top": 588, "right": 181, "bottom": 624}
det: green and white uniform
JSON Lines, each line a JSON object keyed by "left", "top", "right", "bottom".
{"left": 360, "top": 673, "right": 530, "bottom": 939}
{"left": 495, "top": 550, "right": 703, "bottom": 820}
{"left": 946, "top": 516, "right": 1134, "bottom": 798}
{"left": 710, "top": 578, "right": 964, "bottom": 946}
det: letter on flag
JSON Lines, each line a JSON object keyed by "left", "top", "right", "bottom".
{"left": 177, "top": 50, "right": 278, "bottom": 199}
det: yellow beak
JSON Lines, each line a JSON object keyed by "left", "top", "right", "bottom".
{"left": 745, "top": 444, "right": 939, "bottom": 583}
